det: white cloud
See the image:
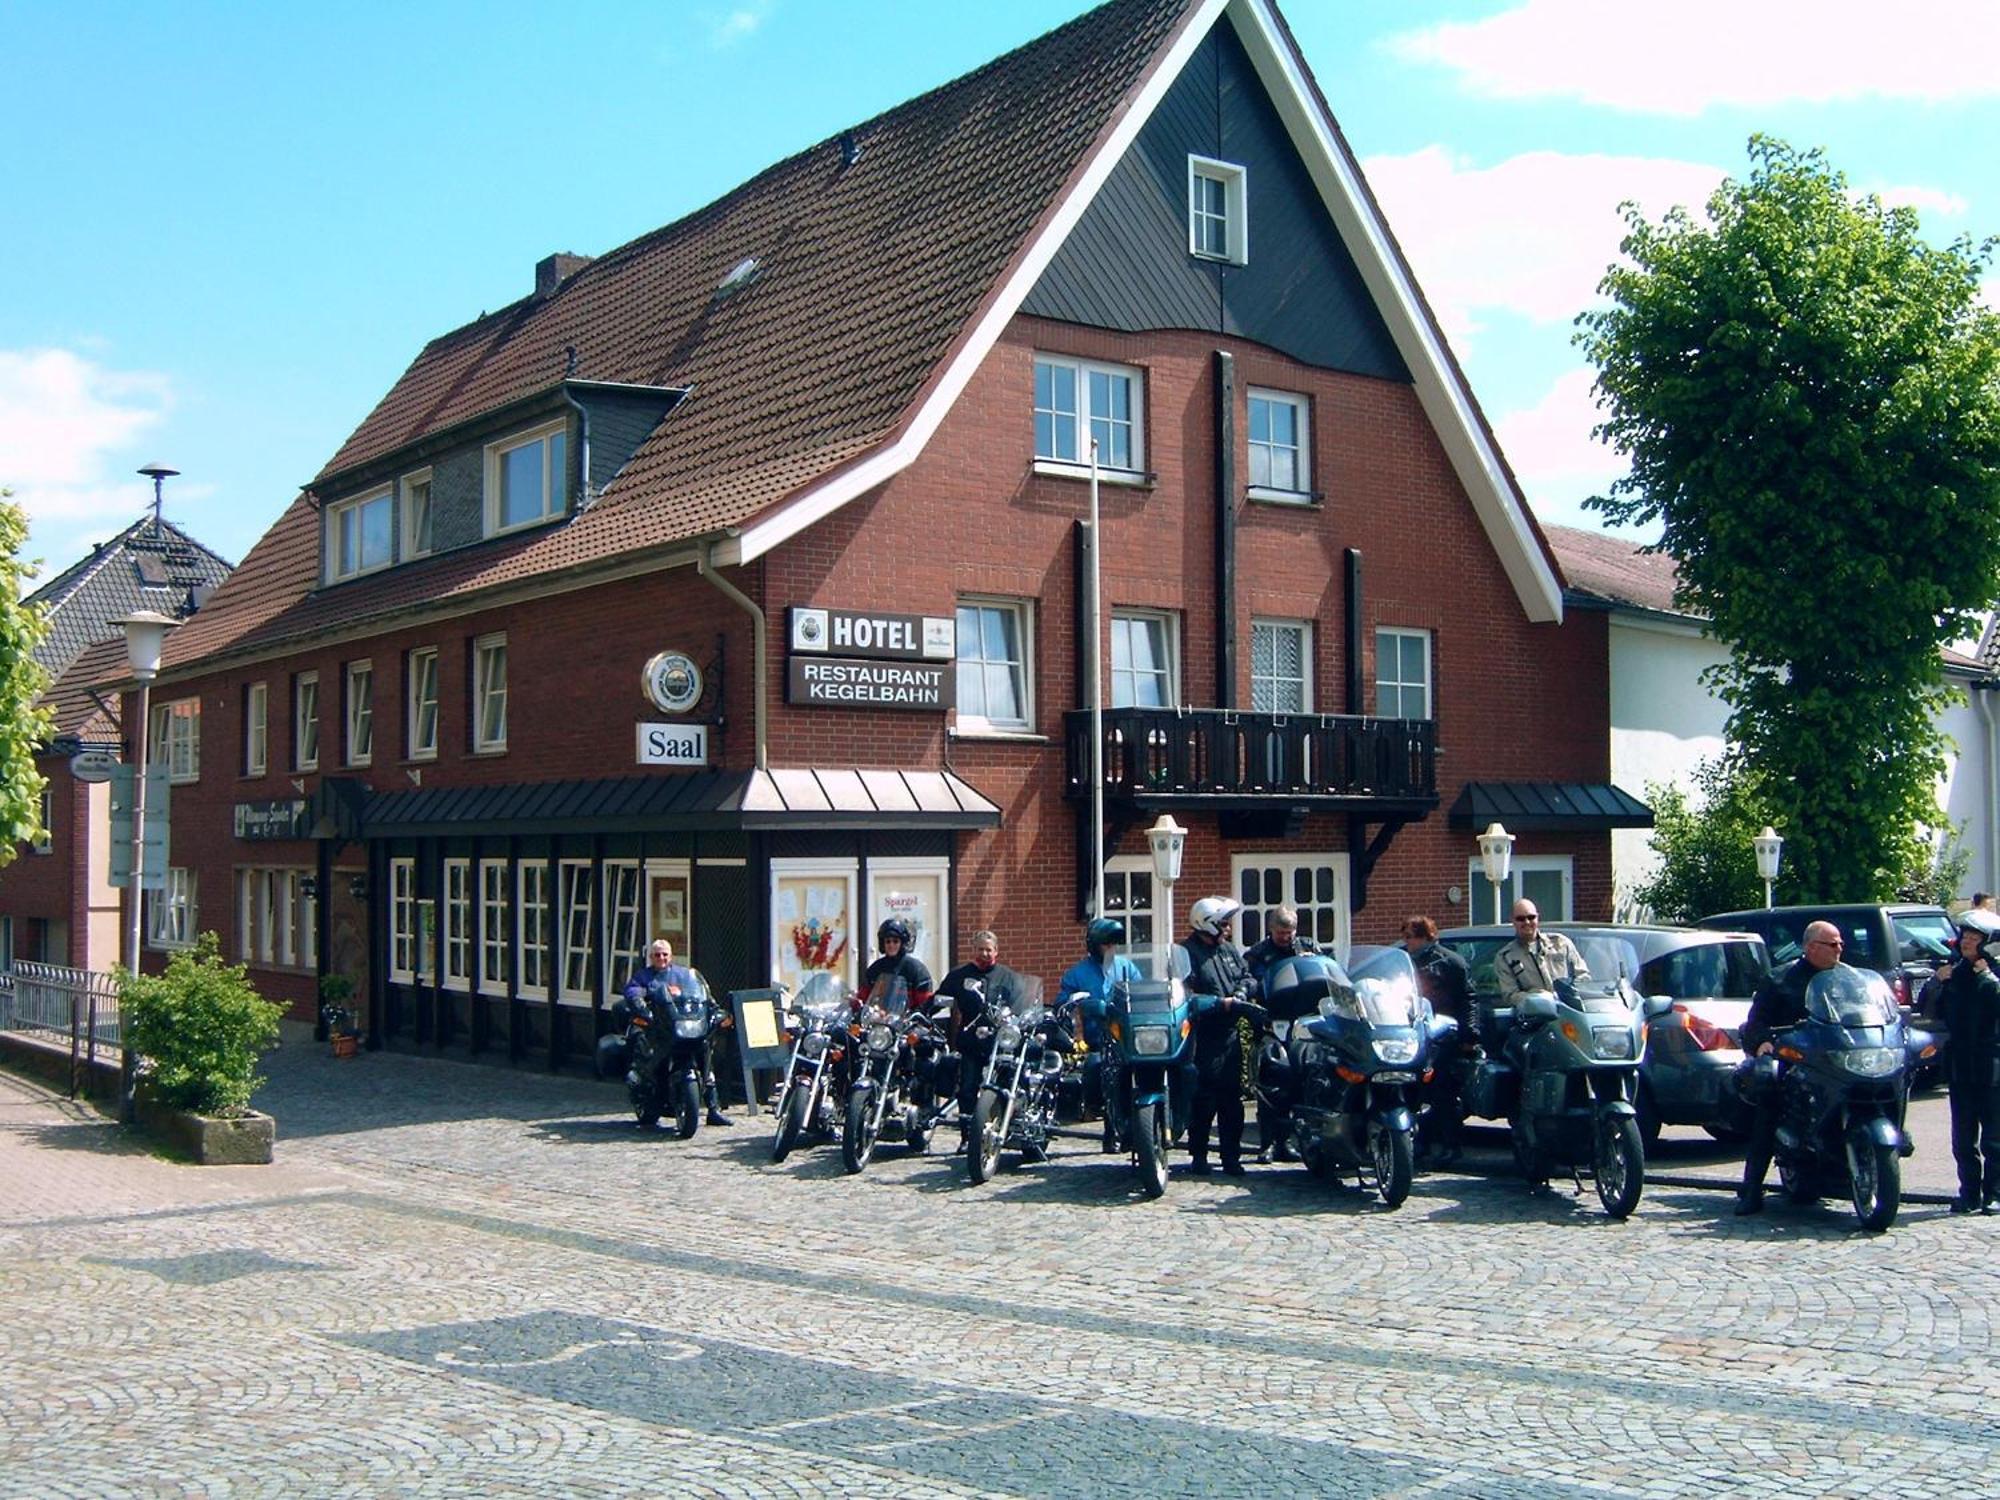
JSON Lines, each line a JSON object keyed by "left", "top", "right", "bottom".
{"left": 707, "top": 1, "right": 772, "bottom": 49}
{"left": 1361, "top": 147, "right": 1724, "bottom": 342}
{"left": 1389, "top": 1, "right": 2000, "bottom": 116}
{"left": 1981, "top": 275, "right": 2000, "bottom": 313}
{"left": 0, "top": 347, "right": 171, "bottom": 555}
{"left": 1493, "top": 366, "right": 1622, "bottom": 494}
{"left": 1869, "top": 184, "right": 1967, "bottom": 216}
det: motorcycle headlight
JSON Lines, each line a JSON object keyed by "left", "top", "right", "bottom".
{"left": 1373, "top": 1037, "right": 1420, "bottom": 1064}
{"left": 801, "top": 1032, "right": 828, "bottom": 1057}
{"left": 866, "top": 1024, "right": 895, "bottom": 1052}
{"left": 997, "top": 1021, "right": 1023, "bottom": 1054}
{"left": 1131, "top": 1025, "right": 1171, "bottom": 1057}
{"left": 1592, "top": 1027, "right": 1635, "bottom": 1060}
{"left": 674, "top": 1017, "right": 707, "bottom": 1039}
{"left": 1839, "top": 1046, "right": 1900, "bottom": 1078}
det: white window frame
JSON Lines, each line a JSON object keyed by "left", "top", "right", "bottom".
{"left": 235, "top": 866, "right": 313, "bottom": 970}
{"left": 442, "top": 858, "right": 471, "bottom": 991}
{"left": 1376, "top": 627, "right": 1433, "bottom": 721}
{"left": 147, "top": 867, "right": 196, "bottom": 950}
{"left": 601, "top": 860, "right": 644, "bottom": 995}
{"left": 478, "top": 859, "right": 510, "bottom": 995}
{"left": 1232, "top": 853, "right": 1351, "bottom": 957}
{"left": 1467, "top": 856, "right": 1574, "bottom": 926}
{"left": 326, "top": 488, "right": 395, "bottom": 582}
{"left": 244, "top": 681, "right": 268, "bottom": 776}
{"left": 558, "top": 859, "right": 596, "bottom": 1006}
{"left": 483, "top": 419, "right": 569, "bottom": 536}
{"left": 388, "top": 857, "right": 418, "bottom": 983}
{"left": 294, "top": 672, "right": 319, "bottom": 771}
{"left": 953, "top": 597, "right": 1034, "bottom": 735}
{"left": 518, "top": 861, "right": 552, "bottom": 998}
{"left": 32, "top": 786, "right": 52, "bottom": 854}
{"left": 1110, "top": 609, "right": 1178, "bottom": 710}
{"left": 401, "top": 467, "right": 434, "bottom": 560}
{"left": 768, "top": 856, "right": 859, "bottom": 993}
{"left": 1188, "top": 155, "right": 1248, "bottom": 265}
{"left": 1250, "top": 618, "right": 1312, "bottom": 714}
{"left": 1032, "top": 354, "right": 1145, "bottom": 480}
{"left": 407, "top": 647, "right": 440, "bottom": 761}
{"left": 149, "top": 698, "right": 200, "bottom": 783}
{"left": 1247, "top": 388, "right": 1311, "bottom": 501}
{"left": 473, "top": 634, "right": 508, "bottom": 754}
{"left": 345, "top": 660, "right": 373, "bottom": 767}
{"left": 865, "top": 856, "right": 951, "bottom": 982}
{"left": 1101, "top": 856, "right": 1160, "bottom": 977}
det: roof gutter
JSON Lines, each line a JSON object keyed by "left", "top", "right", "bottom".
{"left": 697, "top": 542, "right": 767, "bottom": 771}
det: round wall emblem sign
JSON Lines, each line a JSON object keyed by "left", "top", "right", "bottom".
{"left": 643, "top": 651, "right": 703, "bottom": 715}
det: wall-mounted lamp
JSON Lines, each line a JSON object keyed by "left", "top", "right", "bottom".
{"left": 348, "top": 874, "right": 368, "bottom": 902}
{"left": 300, "top": 875, "right": 319, "bottom": 900}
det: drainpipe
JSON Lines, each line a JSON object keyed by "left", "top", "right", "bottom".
{"left": 559, "top": 376, "right": 593, "bottom": 505}
{"left": 698, "top": 545, "right": 768, "bottom": 771}
{"left": 1979, "top": 681, "right": 1999, "bottom": 890}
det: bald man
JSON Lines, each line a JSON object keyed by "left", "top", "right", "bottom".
{"left": 1735, "top": 919, "right": 1847, "bottom": 1215}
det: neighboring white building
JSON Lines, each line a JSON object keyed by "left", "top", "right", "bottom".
{"left": 1548, "top": 525, "right": 1996, "bottom": 912}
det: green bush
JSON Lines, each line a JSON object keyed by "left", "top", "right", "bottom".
{"left": 120, "top": 933, "right": 285, "bottom": 1116}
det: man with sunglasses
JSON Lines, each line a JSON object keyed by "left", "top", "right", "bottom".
{"left": 1734, "top": 919, "right": 1846, "bottom": 1214}
{"left": 1493, "top": 900, "right": 1588, "bottom": 1003}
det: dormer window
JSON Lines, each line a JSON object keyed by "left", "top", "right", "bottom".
{"left": 327, "top": 489, "right": 393, "bottom": 582}
{"left": 1188, "top": 156, "right": 1247, "bottom": 264}
{"left": 484, "top": 420, "right": 569, "bottom": 536}
{"left": 401, "top": 468, "right": 434, "bottom": 559}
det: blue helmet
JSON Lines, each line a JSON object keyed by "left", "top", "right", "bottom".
{"left": 1086, "top": 917, "right": 1126, "bottom": 955}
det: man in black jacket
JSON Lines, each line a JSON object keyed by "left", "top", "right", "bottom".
{"left": 1182, "top": 896, "right": 1257, "bottom": 1176}
{"left": 1735, "top": 919, "right": 1845, "bottom": 1215}
{"left": 935, "top": 929, "right": 1020, "bottom": 1116}
{"left": 1935, "top": 914, "right": 2000, "bottom": 1213}
{"left": 1403, "top": 916, "right": 1472, "bottom": 1165}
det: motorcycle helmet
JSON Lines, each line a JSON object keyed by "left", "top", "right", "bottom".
{"left": 1086, "top": 917, "right": 1126, "bottom": 955}
{"left": 878, "top": 917, "right": 913, "bottom": 951}
{"left": 1956, "top": 906, "right": 2000, "bottom": 958}
{"left": 1189, "top": 896, "right": 1242, "bottom": 938}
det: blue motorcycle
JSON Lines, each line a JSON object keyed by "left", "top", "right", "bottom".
{"left": 1256, "top": 946, "right": 1455, "bottom": 1208}
{"left": 1086, "top": 949, "right": 1195, "bottom": 1199}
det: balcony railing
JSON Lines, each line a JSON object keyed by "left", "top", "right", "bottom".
{"left": 1064, "top": 708, "right": 1436, "bottom": 806}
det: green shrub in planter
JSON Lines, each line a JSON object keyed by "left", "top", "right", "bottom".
{"left": 119, "top": 933, "right": 285, "bottom": 1117}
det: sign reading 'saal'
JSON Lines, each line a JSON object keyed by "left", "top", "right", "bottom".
{"left": 789, "top": 607, "right": 954, "bottom": 661}
{"left": 637, "top": 723, "right": 710, "bottom": 766}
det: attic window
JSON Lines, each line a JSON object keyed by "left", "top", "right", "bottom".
{"left": 133, "top": 553, "right": 170, "bottom": 586}
{"left": 715, "top": 256, "right": 761, "bottom": 299}
{"left": 1188, "top": 156, "right": 1247, "bottom": 265}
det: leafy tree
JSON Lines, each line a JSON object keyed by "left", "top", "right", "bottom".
{"left": 119, "top": 933, "right": 285, "bottom": 1116}
{"left": 1579, "top": 138, "right": 2000, "bottom": 901}
{"left": 0, "top": 493, "right": 51, "bottom": 869}
{"left": 1632, "top": 758, "right": 1771, "bottom": 923}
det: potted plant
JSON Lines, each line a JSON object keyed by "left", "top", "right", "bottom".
{"left": 319, "top": 973, "right": 359, "bottom": 1058}
{"left": 118, "top": 933, "right": 285, "bottom": 1165}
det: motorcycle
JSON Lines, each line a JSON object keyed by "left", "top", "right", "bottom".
{"left": 1088, "top": 948, "right": 1196, "bottom": 1199}
{"left": 1764, "top": 963, "right": 1935, "bottom": 1232}
{"left": 604, "top": 967, "right": 725, "bottom": 1138}
{"left": 1462, "top": 934, "right": 1670, "bottom": 1218}
{"left": 964, "top": 976, "right": 1071, "bottom": 1184}
{"left": 843, "top": 975, "right": 955, "bottom": 1173}
{"left": 1257, "top": 946, "right": 1455, "bottom": 1208}
{"left": 771, "top": 972, "right": 853, "bottom": 1163}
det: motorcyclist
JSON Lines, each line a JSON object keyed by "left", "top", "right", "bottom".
{"left": 1493, "top": 900, "right": 1588, "bottom": 1002}
{"left": 1734, "top": 918, "right": 1845, "bottom": 1215}
{"left": 621, "top": 937, "right": 732, "bottom": 1126}
{"left": 1181, "top": 896, "right": 1258, "bottom": 1176}
{"left": 935, "top": 929, "right": 1018, "bottom": 1117}
{"left": 860, "top": 917, "right": 935, "bottom": 1008}
{"left": 1403, "top": 915, "right": 1472, "bottom": 1166}
{"left": 1060, "top": 918, "right": 1144, "bottom": 1134}
{"left": 1935, "top": 911, "right": 2000, "bottom": 1214}
{"left": 1243, "top": 906, "right": 1318, "bottom": 983}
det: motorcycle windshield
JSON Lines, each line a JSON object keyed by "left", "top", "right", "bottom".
{"left": 794, "top": 970, "right": 849, "bottom": 1020}
{"left": 670, "top": 970, "right": 710, "bottom": 1012}
{"left": 1344, "top": 946, "right": 1421, "bottom": 1027}
{"left": 863, "top": 973, "right": 912, "bottom": 1020}
{"left": 1565, "top": 936, "right": 1642, "bottom": 1015}
{"left": 1805, "top": 964, "right": 1898, "bottom": 1028}
{"left": 991, "top": 974, "right": 1046, "bottom": 1026}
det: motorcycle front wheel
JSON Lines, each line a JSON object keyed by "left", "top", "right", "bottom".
{"left": 968, "top": 1089, "right": 1003, "bottom": 1184}
{"left": 1370, "top": 1118, "right": 1414, "bottom": 1209}
{"left": 676, "top": 1074, "right": 701, "bottom": 1140}
{"left": 773, "top": 1083, "right": 809, "bottom": 1163}
{"left": 1847, "top": 1133, "right": 1900, "bottom": 1233}
{"left": 1594, "top": 1114, "right": 1645, "bottom": 1219}
{"left": 842, "top": 1085, "right": 879, "bottom": 1174}
{"left": 1133, "top": 1099, "right": 1169, "bottom": 1200}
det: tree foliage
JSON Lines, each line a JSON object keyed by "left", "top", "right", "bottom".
{"left": 0, "top": 493, "right": 52, "bottom": 870}
{"left": 1579, "top": 138, "right": 2000, "bottom": 901}
{"left": 119, "top": 933, "right": 285, "bottom": 1116}
{"left": 1632, "top": 759, "right": 1771, "bottom": 923}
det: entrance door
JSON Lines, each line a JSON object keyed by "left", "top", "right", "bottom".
{"left": 645, "top": 861, "right": 693, "bottom": 959}
{"left": 1233, "top": 853, "right": 1351, "bottom": 955}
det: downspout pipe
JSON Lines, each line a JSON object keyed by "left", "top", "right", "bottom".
{"left": 559, "top": 376, "right": 593, "bottom": 505}
{"left": 1979, "top": 680, "right": 1999, "bottom": 891}
{"left": 698, "top": 545, "right": 768, "bottom": 771}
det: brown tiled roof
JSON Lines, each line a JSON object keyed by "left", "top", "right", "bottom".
{"left": 39, "top": 636, "right": 128, "bottom": 744}
{"left": 1545, "top": 524, "right": 1690, "bottom": 618}
{"left": 165, "top": 0, "right": 1200, "bottom": 672}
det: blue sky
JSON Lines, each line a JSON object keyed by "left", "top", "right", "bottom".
{"left": 3, "top": 0, "right": 1996, "bottom": 577}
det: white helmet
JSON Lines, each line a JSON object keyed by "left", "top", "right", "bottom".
{"left": 1189, "top": 896, "right": 1242, "bottom": 938}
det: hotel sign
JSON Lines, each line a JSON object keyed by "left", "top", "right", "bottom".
{"left": 787, "top": 657, "right": 947, "bottom": 711}
{"left": 789, "top": 607, "right": 953, "bottom": 661}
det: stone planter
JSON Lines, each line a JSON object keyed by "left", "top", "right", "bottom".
{"left": 137, "top": 1098, "right": 276, "bottom": 1165}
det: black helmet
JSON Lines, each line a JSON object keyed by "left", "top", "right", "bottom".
{"left": 1086, "top": 917, "right": 1126, "bottom": 955}
{"left": 878, "top": 917, "right": 913, "bottom": 950}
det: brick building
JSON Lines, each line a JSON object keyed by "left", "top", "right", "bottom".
{"left": 121, "top": 0, "right": 1645, "bottom": 1066}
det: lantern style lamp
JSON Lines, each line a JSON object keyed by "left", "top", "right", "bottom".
{"left": 1146, "top": 814, "right": 1188, "bottom": 979}
{"left": 1753, "top": 826, "right": 1783, "bottom": 910}
{"left": 112, "top": 606, "right": 182, "bottom": 1123}
{"left": 1477, "top": 821, "right": 1515, "bottom": 925}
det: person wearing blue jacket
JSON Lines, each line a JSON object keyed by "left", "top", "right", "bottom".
{"left": 620, "top": 938, "right": 731, "bottom": 1126}
{"left": 1061, "top": 918, "right": 1143, "bottom": 1134}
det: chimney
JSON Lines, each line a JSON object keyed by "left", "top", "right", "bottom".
{"left": 535, "top": 252, "right": 593, "bottom": 300}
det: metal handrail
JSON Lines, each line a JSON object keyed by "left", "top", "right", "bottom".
{"left": 0, "top": 960, "right": 124, "bottom": 1098}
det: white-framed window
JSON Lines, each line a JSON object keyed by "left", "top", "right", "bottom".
{"left": 1188, "top": 155, "right": 1248, "bottom": 264}
{"left": 1111, "top": 610, "right": 1176, "bottom": 709}
{"left": 1376, "top": 627, "right": 1432, "bottom": 720}
{"left": 407, "top": 647, "right": 439, "bottom": 761}
{"left": 244, "top": 681, "right": 267, "bottom": 776}
{"left": 473, "top": 634, "right": 508, "bottom": 753}
{"left": 1251, "top": 619, "right": 1312, "bottom": 714}
{"left": 1234, "top": 853, "right": 1351, "bottom": 956}
{"left": 294, "top": 672, "right": 319, "bottom": 771}
{"left": 234, "top": 867, "right": 314, "bottom": 969}
{"left": 345, "top": 660, "right": 373, "bottom": 767}
{"left": 149, "top": 698, "right": 200, "bottom": 783}
{"left": 518, "top": 861, "right": 552, "bottom": 997}
{"left": 32, "top": 786, "right": 52, "bottom": 854}
{"left": 769, "top": 856, "right": 859, "bottom": 993}
{"left": 147, "top": 867, "right": 196, "bottom": 949}
{"left": 1247, "top": 389, "right": 1310, "bottom": 499}
{"left": 484, "top": 420, "right": 569, "bottom": 535}
{"left": 442, "top": 859, "right": 471, "bottom": 991}
{"left": 401, "top": 468, "right": 434, "bottom": 560}
{"left": 865, "top": 856, "right": 951, "bottom": 981}
{"left": 559, "top": 860, "right": 596, "bottom": 1005}
{"left": 954, "top": 598, "right": 1032, "bottom": 733}
{"left": 1101, "top": 857, "right": 1159, "bottom": 976}
{"left": 1033, "top": 355, "right": 1144, "bottom": 476}
{"left": 602, "top": 860, "right": 644, "bottom": 994}
{"left": 478, "top": 859, "right": 510, "bottom": 995}
{"left": 388, "top": 857, "right": 418, "bottom": 982}
{"left": 327, "top": 488, "right": 394, "bottom": 582}
{"left": 1468, "top": 856, "right": 1574, "bottom": 926}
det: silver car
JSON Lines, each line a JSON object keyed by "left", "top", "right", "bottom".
{"left": 1440, "top": 923, "right": 1769, "bottom": 1144}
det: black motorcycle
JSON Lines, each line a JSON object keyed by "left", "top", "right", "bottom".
{"left": 605, "top": 968, "right": 725, "bottom": 1138}
{"left": 772, "top": 972, "right": 853, "bottom": 1164}
{"left": 965, "top": 977, "right": 1072, "bottom": 1184}
{"left": 843, "top": 976, "right": 954, "bottom": 1173}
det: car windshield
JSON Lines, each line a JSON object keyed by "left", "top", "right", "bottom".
{"left": 1343, "top": 945, "right": 1421, "bottom": 1026}
{"left": 863, "top": 972, "right": 911, "bottom": 1018}
{"left": 1637, "top": 941, "right": 1768, "bottom": 1001}
{"left": 1805, "top": 964, "right": 1898, "bottom": 1027}
{"left": 794, "top": 971, "right": 849, "bottom": 1017}
{"left": 1893, "top": 912, "right": 1955, "bottom": 964}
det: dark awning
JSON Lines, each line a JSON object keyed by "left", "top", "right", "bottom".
{"left": 356, "top": 768, "right": 1000, "bottom": 839}
{"left": 1447, "top": 781, "right": 1653, "bottom": 832}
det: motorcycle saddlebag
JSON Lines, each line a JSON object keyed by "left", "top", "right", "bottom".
{"left": 1262, "top": 954, "right": 1347, "bottom": 1023}
{"left": 595, "top": 1033, "right": 631, "bottom": 1082}
{"left": 1464, "top": 1058, "right": 1518, "bottom": 1120}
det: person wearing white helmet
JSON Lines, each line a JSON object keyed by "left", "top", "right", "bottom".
{"left": 1936, "top": 909, "right": 2000, "bottom": 1214}
{"left": 1180, "top": 895, "right": 1259, "bottom": 1175}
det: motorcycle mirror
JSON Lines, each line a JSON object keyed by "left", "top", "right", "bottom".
{"left": 1518, "top": 992, "right": 1559, "bottom": 1022}
{"left": 1641, "top": 994, "right": 1675, "bottom": 1021}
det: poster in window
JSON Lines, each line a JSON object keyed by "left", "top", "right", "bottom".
{"left": 869, "top": 865, "right": 948, "bottom": 978}
{"left": 772, "top": 868, "right": 854, "bottom": 992}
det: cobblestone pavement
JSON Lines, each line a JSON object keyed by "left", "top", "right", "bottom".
{"left": 4, "top": 1035, "right": 1997, "bottom": 1498}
